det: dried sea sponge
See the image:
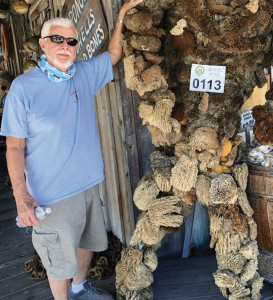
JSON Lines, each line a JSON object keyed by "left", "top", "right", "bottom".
{"left": 124, "top": 55, "right": 137, "bottom": 90}
{"left": 195, "top": 175, "right": 213, "bottom": 207}
{"left": 116, "top": 247, "right": 143, "bottom": 291}
{"left": 143, "top": 52, "right": 164, "bottom": 64}
{"left": 139, "top": 101, "right": 154, "bottom": 118}
{"left": 231, "top": 163, "right": 248, "bottom": 191}
{"left": 123, "top": 7, "right": 153, "bottom": 33}
{"left": 251, "top": 105, "right": 267, "bottom": 121}
{"left": 247, "top": 217, "right": 257, "bottom": 241}
{"left": 213, "top": 269, "right": 240, "bottom": 288}
{"left": 228, "top": 286, "right": 251, "bottom": 300}
{"left": 123, "top": 287, "right": 153, "bottom": 300}
{"left": 174, "top": 142, "right": 189, "bottom": 157}
{"left": 209, "top": 174, "right": 238, "bottom": 205}
{"left": 240, "top": 240, "right": 258, "bottom": 260}
{"left": 246, "top": 0, "right": 259, "bottom": 13}
{"left": 134, "top": 55, "right": 152, "bottom": 75}
{"left": 124, "top": 263, "right": 153, "bottom": 291}
{"left": 253, "top": 112, "right": 273, "bottom": 145}
{"left": 216, "top": 252, "right": 246, "bottom": 275}
{"left": 147, "top": 118, "right": 181, "bottom": 147}
{"left": 148, "top": 196, "right": 184, "bottom": 227}
{"left": 250, "top": 276, "right": 264, "bottom": 300}
{"left": 143, "top": 248, "right": 158, "bottom": 272}
{"left": 143, "top": 89, "right": 175, "bottom": 104}
{"left": 170, "top": 19, "right": 187, "bottom": 35}
{"left": 214, "top": 232, "right": 241, "bottom": 255}
{"left": 198, "top": 93, "right": 209, "bottom": 112}
{"left": 240, "top": 259, "right": 258, "bottom": 283}
{"left": 130, "top": 212, "right": 166, "bottom": 247}
{"left": 140, "top": 65, "right": 162, "bottom": 83}
{"left": 237, "top": 189, "right": 253, "bottom": 217}
{"left": 151, "top": 151, "right": 175, "bottom": 192}
{"left": 143, "top": 98, "right": 174, "bottom": 133}
{"left": 170, "top": 154, "right": 198, "bottom": 192}
{"left": 189, "top": 127, "right": 220, "bottom": 151}
{"left": 171, "top": 30, "right": 195, "bottom": 59}
{"left": 133, "top": 171, "right": 160, "bottom": 211}
{"left": 133, "top": 75, "right": 168, "bottom": 97}
{"left": 130, "top": 35, "right": 162, "bottom": 53}
{"left": 189, "top": 127, "right": 222, "bottom": 171}
{"left": 173, "top": 187, "right": 197, "bottom": 205}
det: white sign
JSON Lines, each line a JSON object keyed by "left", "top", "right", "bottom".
{"left": 190, "top": 64, "right": 226, "bottom": 93}
{"left": 240, "top": 109, "right": 255, "bottom": 129}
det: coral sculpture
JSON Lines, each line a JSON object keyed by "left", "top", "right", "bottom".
{"left": 116, "top": 0, "right": 272, "bottom": 298}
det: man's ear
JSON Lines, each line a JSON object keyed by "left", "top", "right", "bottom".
{"left": 39, "top": 38, "right": 46, "bottom": 51}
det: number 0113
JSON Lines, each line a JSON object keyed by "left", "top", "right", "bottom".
{"left": 191, "top": 78, "right": 223, "bottom": 92}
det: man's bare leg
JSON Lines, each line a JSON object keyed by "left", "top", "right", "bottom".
{"left": 73, "top": 248, "right": 93, "bottom": 284}
{"left": 48, "top": 278, "right": 70, "bottom": 300}
{"left": 48, "top": 249, "right": 93, "bottom": 299}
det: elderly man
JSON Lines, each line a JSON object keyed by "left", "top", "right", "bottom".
{"left": 0, "top": 0, "right": 143, "bottom": 299}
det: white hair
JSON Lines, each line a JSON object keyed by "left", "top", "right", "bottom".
{"left": 41, "top": 17, "right": 78, "bottom": 39}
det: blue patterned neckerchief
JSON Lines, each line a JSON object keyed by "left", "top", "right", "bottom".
{"left": 37, "top": 54, "right": 76, "bottom": 82}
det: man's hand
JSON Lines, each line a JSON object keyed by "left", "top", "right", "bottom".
{"left": 120, "top": 0, "right": 144, "bottom": 15}
{"left": 15, "top": 192, "right": 39, "bottom": 227}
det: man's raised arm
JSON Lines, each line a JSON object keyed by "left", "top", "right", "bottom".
{"left": 107, "top": 0, "right": 144, "bottom": 66}
{"left": 6, "top": 136, "right": 39, "bottom": 226}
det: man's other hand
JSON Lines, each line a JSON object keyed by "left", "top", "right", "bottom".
{"left": 16, "top": 192, "right": 40, "bottom": 227}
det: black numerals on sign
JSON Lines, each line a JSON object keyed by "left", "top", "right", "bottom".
{"left": 192, "top": 78, "right": 222, "bottom": 91}
{"left": 215, "top": 80, "right": 221, "bottom": 90}
{"left": 193, "top": 78, "right": 199, "bottom": 88}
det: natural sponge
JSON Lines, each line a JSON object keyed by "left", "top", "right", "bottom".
{"left": 130, "top": 35, "right": 162, "bottom": 53}
{"left": 123, "top": 7, "right": 153, "bottom": 33}
{"left": 142, "top": 98, "right": 174, "bottom": 133}
{"left": 148, "top": 196, "right": 184, "bottom": 227}
{"left": 133, "top": 171, "right": 160, "bottom": 211}
{"left": 195, "top": 175, "right": 213, "bottom": 207}
{"left": 130, "top": 212, "right": 166, "bottom": 247}
{"left": 170, "top": 19, "right": 187, "bottom": 35}
{"left": 231, "top": 163, "right": 248, "bottom": 191}
{"left": 209, "top": 174, "right": 238, "bottom": 205}
{"left": 151, "top": 151, "right": 177, "bottom": 192}
{"left": 170, "top": 153, "right": 198, "bottom": 192}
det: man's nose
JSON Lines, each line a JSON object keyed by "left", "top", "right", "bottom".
{"left": 60, "top": 40, "right": 69, "bottom": 48}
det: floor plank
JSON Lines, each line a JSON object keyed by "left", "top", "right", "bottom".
{"left": 153, "top": 256, "right": 273, "bottom": 300}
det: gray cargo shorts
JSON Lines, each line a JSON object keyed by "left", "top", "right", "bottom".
{"left": 32, "top": 184, "right": 107, "bottom": 280}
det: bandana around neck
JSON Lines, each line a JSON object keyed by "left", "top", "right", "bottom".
{"left": 38, "top": 54, "right": 76, "bottom": 83}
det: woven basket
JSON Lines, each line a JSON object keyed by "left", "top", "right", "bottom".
{"left": 258, "top": 249, "right": 273, "bottom": 283}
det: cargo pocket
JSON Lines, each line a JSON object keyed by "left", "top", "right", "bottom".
{"left": 32, "top": 229, "right": 65, "bottom": 269}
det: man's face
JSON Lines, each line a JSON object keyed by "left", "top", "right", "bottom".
{"left": 39, "top": 25, "right": 79, "bottom": 72}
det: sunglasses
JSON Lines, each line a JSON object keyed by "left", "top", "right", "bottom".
{"left": 43, "top": 35, "right": 78, "bottom": 46}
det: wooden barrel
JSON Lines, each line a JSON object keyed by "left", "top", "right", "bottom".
{"left": 247, "top": 163, "right": 273, "bottom": 283}
{"left": 246, "top": 163, "right": 273, "bottom": 252}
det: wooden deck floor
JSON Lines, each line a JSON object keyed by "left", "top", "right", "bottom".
{"left": 1, "top": 143, "right": 273, "bottom": 300}
{"left": 153, "top": 255, "right": 273, "bottom": 300}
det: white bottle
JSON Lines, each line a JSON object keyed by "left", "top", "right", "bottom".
{"left": 16, "top": 206, "right": 51, "bottom": 228}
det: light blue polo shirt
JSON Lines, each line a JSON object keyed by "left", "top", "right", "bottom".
{"left": 1, "top": 52, "right": 113, "bottom": 205}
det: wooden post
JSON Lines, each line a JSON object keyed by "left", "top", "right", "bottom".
{"left": 9, "top": 14, "right": 22, "bottom": 75}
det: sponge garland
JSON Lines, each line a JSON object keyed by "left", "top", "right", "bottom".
{"left": 116, "top": 0, "right": 273, "bottom": 299}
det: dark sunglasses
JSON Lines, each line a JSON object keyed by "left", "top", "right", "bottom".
{"left": 43, "top": 35, "right": 78, "bottom": 46}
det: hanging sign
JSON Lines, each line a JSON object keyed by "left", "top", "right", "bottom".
{"left": 240, "top": 109, "right": 255, "bottom": 129}
{"left": 61, "top": 0, "right": 109, "bottom": 61}
{"left": 190, "top": 64, "right": 226, "bottom": 93}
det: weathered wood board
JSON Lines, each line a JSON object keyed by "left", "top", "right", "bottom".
{"left": 61, "top": 0, "right": 109, "bottom": 61}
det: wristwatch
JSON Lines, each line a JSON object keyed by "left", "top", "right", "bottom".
{"left": 117, "top": 18, "right": 123, "bottom": 24}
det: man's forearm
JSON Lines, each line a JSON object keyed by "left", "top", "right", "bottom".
{"left": 6, "top": 146, "right": 28, "bottom": 197}
{"left": 107, "top": 0, "right": 144, "bottom": 65}
{"left": 107, "top": 11, "right": 125, "bottom": 66}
